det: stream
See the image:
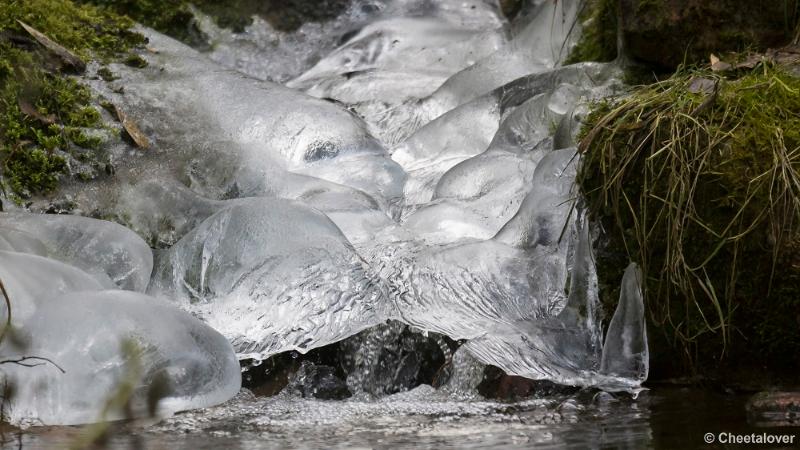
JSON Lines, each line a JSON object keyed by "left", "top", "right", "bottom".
{"left": 9, "top": 387, "right": 784, "bottom": 449}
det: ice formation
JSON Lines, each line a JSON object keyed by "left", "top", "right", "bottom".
{"left": 1, "top": 0, "right": 650, "bottom": 427}
{"left": 149, "top": 198, "right": 390, "bottom": 359}
{"left": 0, "top": 251, "right": 108, "bottom": 325}
{"left": 0, "top": 213, "right": 152, "bottom": 291}
{"left": 1, "top": 290, "right": 241, "bottom": 426}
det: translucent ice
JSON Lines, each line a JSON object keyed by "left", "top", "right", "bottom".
{"left": 0, "top": 251, "right": 108, "bottom": 325}
{"left": 0, "top": 227, "right": 48, "bottom": 255}
{"left": 149, "top": 198, "right": 390, "bottom": 360}
{"left": 287, "top": 0, "right": 508, "bottom": 145}
{"left": 1, "top": 290, "right": 241, "bottom": 426}
{"left": 8, "top": 0, "right": 650, "bottom": 402}
{"left": 600, "top": 264, "right": 649, "bottom": 382}
{"left": 0, "top": 213, "right": 152, "bottom": 291}
{"left": 427, "top": 0, "right": 583, "bottom": 114}
{"left": 88, "top": 28, "right": 404, "bottom": 210}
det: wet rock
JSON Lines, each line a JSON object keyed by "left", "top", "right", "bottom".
{"left": 240, "top": 344, "right": 344, "bottom": 397}
{"left": 621, "top": 0, "right": 798, "bottom": 69}
{"left": 292, "top": 362, "right": 351, "bottom": 400}
{"left": 339, "top": 321, "right": 453, "bottom": 397}
{"left": 746, "top": 391, "right": 800, "bottom": 427}
{"left": 477, "top": 366, "right": 580, "bottom": 401}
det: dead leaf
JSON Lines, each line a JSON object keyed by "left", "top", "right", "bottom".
{"left": 687, "top": 77, "right": 716, "bottom": 94}
{"left": 734, "top": 54, "right": 762, "bottom": 70}
{"left": 17, "top": 20, "right": 85, "bottom": 73}
{"left": 690, "top": 80, "right": 719, "bottom": 117}
{"left": 17, "top": 98, "right": 56, "bottom": 125}
{"left": 710, "top": 54, "right": 731, "bottom": 72}
{"left": 114, "top": 105, "right": 150, "bottom": 150}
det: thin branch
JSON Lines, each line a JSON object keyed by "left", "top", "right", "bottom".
{"left": 0, "top": 356, "right": 65, "bottom": 374}
{"left": 0, "top": 278, "right": 10, "bottom": 346}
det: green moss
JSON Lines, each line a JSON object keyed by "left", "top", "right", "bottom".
{"left": 80, "top": 0, "right": 351, "bottom": 42}
{"left": 0, "top": 0, "right": 146, "bottom": 198}
{"left": 4, "top": 148, "right": 66, "bottom": 195}
{"left": 0, "top": 0, "right": 145, "bottom": 60}
{"left": 97, "top": 66, "right": 119, "bottom": 81}
{"left": 77, "top": 0, "right": 200, "bottom": 45}
{"left": 578, "top": 63, "right": 800, "bottom": 377}
{"left": 123, "top": 54, "right": 148, "bottom": 68}
{"left": 565, "top": 0, "right": 618, "bottom": 64}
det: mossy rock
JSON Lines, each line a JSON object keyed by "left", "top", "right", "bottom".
{"left": 0, "top": 0, "right": 145, "bottom": 200}
{"left": 569, "top": 0, "right": 799, "bottom": 70}
{"left": 578, "top": 63, "right": 800, "bottom": 383}
{"left": 80, "top": 0, "right": 352, "bottom": 45}
{"left": 566, "top": 0, "right": 619, "bottom": 64}
{"left": 621, "top": 0, "right": 799, "bottom": 69}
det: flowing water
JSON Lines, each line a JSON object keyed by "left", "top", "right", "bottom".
{"left": 0, "top": 0, "right": 668, "bottom": 444}
{"left": 9, "top": 387, "right": 787, "bottom": 449}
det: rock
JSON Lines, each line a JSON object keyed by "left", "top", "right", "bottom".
{"left": 291, "top": 362, "right": 351, "bottom": 400}
{"left": 338, "top": 321, "right": 451, "bottom": 397}
{"left": 621, "top": 0, "right": 797, "bottom": 69}
{"left": 746, "top": 391, "right": 800, "bottom": 427}
{"left": 476, "top": 366, "right": 579, "bottom": 401}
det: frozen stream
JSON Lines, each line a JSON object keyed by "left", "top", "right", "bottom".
{"left": 0, "top": 0, "right": 649, "bottom": 437}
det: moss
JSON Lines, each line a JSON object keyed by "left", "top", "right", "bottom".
{"left": 499, "top": 0, "right": 524, "bottom": 20}
{"left": 77, "top": 0, "right": 200, "bottom": 45}
{"left": 97, "top": 66, "right": 119, "bottom": 81}
{"left": 0, "top": 0, "right": 145, "bottom": 60}
{"left": 123, "top": 54, "right": 148, "bottom": 68}
{"left": 4, "top": 148, "right": 66, "bottom": 195}
{"left": 578, "top": 63, "right": 800, "bottom": 379}
{"left": 80, "top": 0, "right": 351, "bottom": 42}
{"left": 0, "top": 0, "right": 145, "bottom": 198}
{"left": 565, "top": 0, "right": 618, "bottom": 64}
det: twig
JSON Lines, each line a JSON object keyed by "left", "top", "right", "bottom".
{"left": 0, "top": 278, "right": 10, "bottom": 346}
{"left": 0, "top": 356, "right": 65, "bottom": 374}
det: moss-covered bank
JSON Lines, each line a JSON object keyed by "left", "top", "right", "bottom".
{"left": 0, "top": 0, "right": 148, "bottom": 201}
{"left": 578, "top": 61, "right": 800, "bottom": 384}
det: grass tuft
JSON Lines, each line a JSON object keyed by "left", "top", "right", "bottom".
{"left": 578, "top": 62, "right": 800, "bottom": 372}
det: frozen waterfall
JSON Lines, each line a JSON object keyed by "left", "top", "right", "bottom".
{"left": 0, "top": 0, "right": 647, "bottom": 426}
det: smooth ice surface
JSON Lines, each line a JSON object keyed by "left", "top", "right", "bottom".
{"left": 600, "top": 264, "right": 649, "bottom": 382}
{"left": 149, "top": 198, "right": 390, "bottom": 360}
{"left": 0, "top": 213, "right": 153, "bottom": 291}
{"left": 1, "top": 290, "right": 241, "bottom": 426}
{"left": 83, "top": 27, "right": 405, "bottom": 216}
{"left": 0, "top": 251, "right": 108, "bottom": 325}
